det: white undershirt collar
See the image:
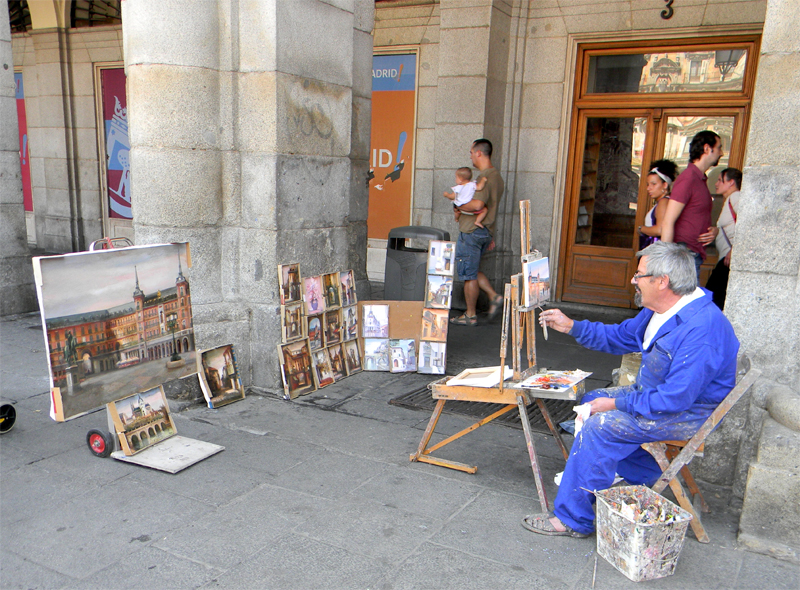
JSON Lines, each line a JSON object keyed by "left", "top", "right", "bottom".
{"left": 643, "top": 287, "right": 705, "bottom": 350}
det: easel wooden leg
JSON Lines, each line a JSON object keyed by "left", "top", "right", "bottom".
{"left": 644, "top": 442, "right": 710, "bottom": 543}
{"left": 535, "top": 398, "right": 569, "bottom": 461}
{"left": 410, "top": 398, "right": 446, "bottom": 462}
{"left": 518, "top": 395, "right": 549, "bottom": 513}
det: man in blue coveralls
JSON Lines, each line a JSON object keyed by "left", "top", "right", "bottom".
{"left": 522, "top": 241, "right": 739, "bottom": 538}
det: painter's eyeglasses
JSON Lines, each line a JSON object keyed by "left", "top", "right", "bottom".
{"left": 632, "top": 272, "right": 654, "bottom": 281}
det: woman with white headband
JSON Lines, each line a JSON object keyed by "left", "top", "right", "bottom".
{"left": 638, "top": 159, "right": 679, "bottom": 250}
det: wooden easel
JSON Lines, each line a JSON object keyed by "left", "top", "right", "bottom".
{"left": 410, "top": 201, "right": 569, "bottom": 512}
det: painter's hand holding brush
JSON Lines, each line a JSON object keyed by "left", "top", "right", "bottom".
{"left": 538, "top": 308, "right": 575, "bottom": 335}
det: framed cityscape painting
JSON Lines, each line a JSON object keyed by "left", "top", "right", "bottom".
{"left": 197, "top": 344, "right": 245, "bottom": 408}
{"left": 108, "top": 385, "right": 177, "bottom": 456}
{"left": 389, "top": 339, "right": 417, "bottom": 372}
{"left": 278, "top": 340, "right": 316, "bottom": 399}
{"left": 32, "top": 243, "right": 196, "bottom": 421}
{"left": 363, "top": 338, "right": 390, "bottom": 371}
{"left": 278, "top": 263, "right": 302, "bottom": 305}
{"left": 340, "top": 269, "right": 357, "bottom": 307}
{"left": 418, "top": 341, "right": 446, "bottom": 375}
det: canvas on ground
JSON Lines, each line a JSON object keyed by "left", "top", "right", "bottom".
{"left": 278, "top": 340, "right": 316, "bottom": 399}
{"left": 303, "top": 276, "right": 325, "bottom": 315}
{"left": 312, "top": 348, "right": 335, "bottom": 388}
{"left": 278, "top": 263, "right": 302, "bottom": 305}
{"left": 389, "top": 339, "right": 417, "bottom": 372}
{"left": 420, "top": 308, "right": 449, "bottom": 342}
{"left": 281, "top": 302, "right": 305, "bottom": 343}
{"left": 362, "top": 304, "right": 389, "bottom": 338}
{"left": 33, "top": 243, "right": 196, "bottom": 421}
{"left": 340, "top": 270, "right": 357, "bottom": 307}
{"left": 523, "top": 257, "right": 550, "bottom": 309}
{"left": 325, "top": 309, "right": 342, "bottom": 345}
{"left": 306, "top": 315, "right": 324, "bottom": 351}
{"left": 328, "top": 344, "right": 347, "bottom": 381}
{"left": 424, "top": 275, "right": 453, "bottom": 309}
{"left": 418, "top": 341, "right": 446, "bottom": 375}
{"left": 344, "top": 340, "right": 362, "bottom": 374}
{"left": 342, "top": 305, "right": 358, "bottom": 341}
{"left": 323, "top": 272, "right": 341, "bottom": 310}
{"left": 197, "top": 344, "right": 245, "bottom": 408}
{"left": 363, "top": 338, "right": 390, "bottom": 371}
{"left": 108, "top": 385, "right": 177, "bottom": 456}
{"left": 427, "top": 241, "right": 456, "bottom": 276}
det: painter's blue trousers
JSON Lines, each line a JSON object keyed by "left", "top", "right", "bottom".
{"left": 553, "top": 386, "right": 716, "bottom": 534}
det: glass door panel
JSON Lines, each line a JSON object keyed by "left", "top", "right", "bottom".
{"left": 575, "top": 116, "right": 647, "bottom": 249}
{"left": 663, "top": 114, "right": 735, "bottom": 193}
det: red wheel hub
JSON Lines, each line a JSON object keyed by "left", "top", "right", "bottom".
{"left": 89, "top": 433, "right": 106, "bottom": 453}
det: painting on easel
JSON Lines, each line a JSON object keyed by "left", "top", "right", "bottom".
{"left": 33, "top": 243, "right": 196, "bottom": 422}
{"left": 197, "top": 344, "right": 245, "bottom": 408}
{"left": 108, "top": 385, "right": 177, "bottom": 456}
{"left": 522, "top": 257, "right": 550, "bottom": 309}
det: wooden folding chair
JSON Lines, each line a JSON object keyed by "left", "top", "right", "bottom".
{"left": 641, "top": 364, "right": 761, "bottom": 543}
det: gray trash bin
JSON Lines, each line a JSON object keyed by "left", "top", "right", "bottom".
{"left": 384, "top": 226, "right": 451, "bottom": 300}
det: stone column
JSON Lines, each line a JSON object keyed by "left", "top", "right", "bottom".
{"left": 434, "top": 0, "right": 515, "bottom": 303}
{"left": 122, "top": 0, "right": 372, "bottom": 389}
{"left": 0, "top": 0, "right": 36, "bottom": 315}
{"left": 724, "top": 0, "right": 800, "bottom": 563}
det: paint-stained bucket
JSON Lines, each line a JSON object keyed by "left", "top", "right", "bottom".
{"left": 595, "top": 485, "right": 693, "bottom": 582}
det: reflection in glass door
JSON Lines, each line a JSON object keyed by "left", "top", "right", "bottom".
{"left": 576, "top": 116, "right": 647, "bottom": 249}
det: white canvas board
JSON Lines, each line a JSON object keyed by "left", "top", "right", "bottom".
{"left": 111, "top": 435, "right": 224, "bottom": 473}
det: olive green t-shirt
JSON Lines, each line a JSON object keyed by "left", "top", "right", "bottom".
{"left": 457, "top": 166, "right": 504, "bottom": 235}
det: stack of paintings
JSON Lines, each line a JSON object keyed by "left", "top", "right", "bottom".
{"left": 419, "top": 240, "right": 456, "bottom": 375}
{"left": 277, "top": 265, "right": 362, "bottom": 399}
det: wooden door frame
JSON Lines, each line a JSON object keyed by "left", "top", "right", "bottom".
{"left": 555, "top": 34, "right": 760, "bottom": 307}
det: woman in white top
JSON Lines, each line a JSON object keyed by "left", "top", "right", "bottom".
{"left": 638, "top": 159, "right": 679, "bottom": 250}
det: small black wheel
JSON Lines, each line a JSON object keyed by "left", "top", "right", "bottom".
{"left": 0, "top": 404, "right": 16, "bottom": 434}
{"left": 87, "top": 429, "right": 114, "bottom": 458}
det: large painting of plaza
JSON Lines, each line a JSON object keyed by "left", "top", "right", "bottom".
{"left": 33, "top": 243, "right": 196, "bottom": 421}
{"left": 109, "top": 386, "right": 177, "bottom": 456}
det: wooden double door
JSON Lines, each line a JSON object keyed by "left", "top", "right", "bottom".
{"left": 557, "top": 37, "right": 758, "bottom": 308}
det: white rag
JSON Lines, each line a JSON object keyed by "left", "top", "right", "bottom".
{"left": 572, "top": 403, "right": 592, "bottom": 435}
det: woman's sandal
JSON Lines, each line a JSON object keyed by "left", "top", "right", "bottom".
{"left": 520, "top": 513, "right": 590, "bottom": 538}
{"left": 449, "top": 314, "right": 477, "bottom": 326}
{"left": 486, "top": 295, "right": 504, "bottom": 320}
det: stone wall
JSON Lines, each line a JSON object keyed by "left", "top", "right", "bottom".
{"left": 726, "top": 0, "right": 800, "bottom": 563}
{"left": 0, "top": 0, "right": 35, "bottom": 315}
{"left": 123, "top": 0, "right": 373, "bottom": 390}
{"left": 10, "top": 25, "right": 123, "bottom": 254}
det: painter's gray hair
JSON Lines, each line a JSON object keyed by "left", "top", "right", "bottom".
{"left": 636, "top": 242, "right": 697, "bottom": 296}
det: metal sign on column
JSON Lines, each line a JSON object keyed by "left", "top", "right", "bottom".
{"left": 368, "top": 52, "right": 417, "bottom": 239}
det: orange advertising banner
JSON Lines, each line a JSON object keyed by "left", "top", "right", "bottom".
{"left": 368, "top": 53, "right": 417, "bottom": 239}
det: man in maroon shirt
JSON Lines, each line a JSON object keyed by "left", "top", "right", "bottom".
{"left": 660, "top": 130, "right": 724, "bottom": 279}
